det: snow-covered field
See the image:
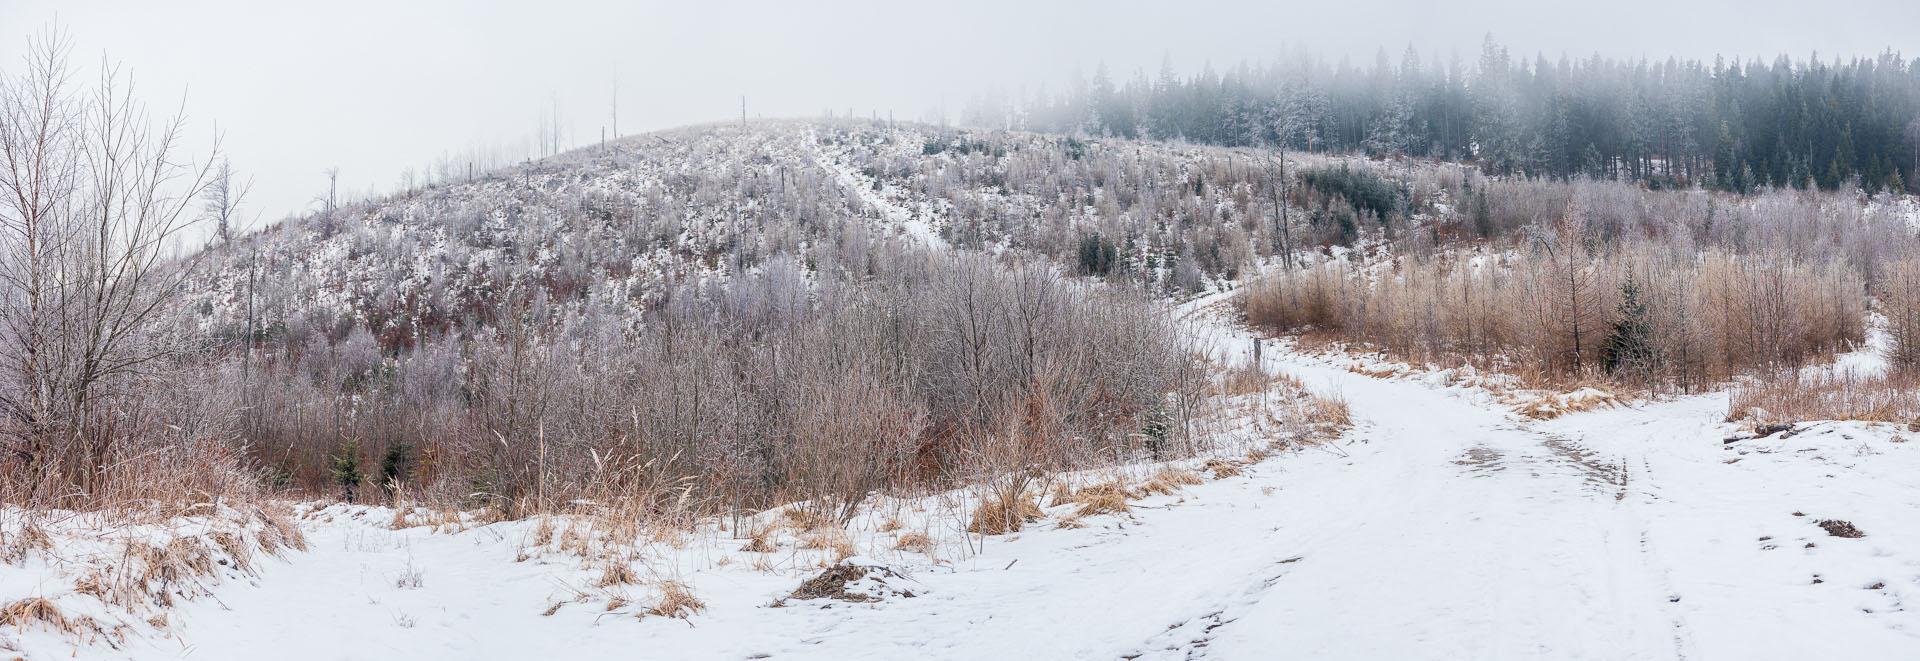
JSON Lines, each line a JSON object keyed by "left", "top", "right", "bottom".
{"left": 7, "top": 297, "right": 1917, "bottom": 660}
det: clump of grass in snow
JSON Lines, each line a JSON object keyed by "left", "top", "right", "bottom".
{"left": 968, "top": 483, "right": 1043, "bottom": 535}
{"left": 596, "top": 561, "right": 638, "bottom": 587}
{"left": 892, "top": 532, "right": 933, "bottom": 554}
{"left": 644, "top": 581, "right": 706, "bottom": 619}
{"left": 1068, "top": 481, "right": 1133, "bottom": 517}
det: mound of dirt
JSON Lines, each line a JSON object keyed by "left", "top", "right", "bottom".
{"left": 1816, "top": 519, "right": 1864, "bottom": 538}
{"left": 783, "top": 560, "right": 921, "bottom": 605}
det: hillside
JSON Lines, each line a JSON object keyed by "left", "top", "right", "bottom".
{"left": 5, "top": 116, "right": 1920, "bottom": 660}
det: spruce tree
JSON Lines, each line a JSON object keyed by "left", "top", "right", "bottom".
{"left": 331, "top": 438, "right": 365, "bottom": 502}
{"left": 1604, "top": 273, "right": 1661, "bottom": 382}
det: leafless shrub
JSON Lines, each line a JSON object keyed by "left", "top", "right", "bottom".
{"left": 1882, "top": 257, "right": 1920, "bottom": 371}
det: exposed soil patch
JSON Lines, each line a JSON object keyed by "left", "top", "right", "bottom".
{"left": 1816, "top": 519, "right": 1864, "bottom": 538}
{"left": 1453, "top": 446, "right": 1505, "bottom": 476}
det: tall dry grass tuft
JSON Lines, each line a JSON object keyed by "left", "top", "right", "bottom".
{"left": 967, "top": 475, "right": 1043, "bottom": 535}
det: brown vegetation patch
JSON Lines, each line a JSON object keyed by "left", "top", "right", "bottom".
{"left": 644, "top": 581, "right": 706, "bottom": 619}
{"left": 798, "top": 526, "right": 856, "bottom": 561}
{"left": 597, "top": 562, "right": 638, "bottom": 587}
{"left": 892, "top": 532, "right": 933, "bottom": 555}
{"left": 1728, "top": 371, "right": 1918, "bottom": 425}
{"left": 968, "top": 485, "right": 1043, "bottom": 535}
{"left": 1203, "top": 459, "right": 1244, "bottom": 479}
{"left": 1135, "top": 468, "right": 1203, "bottom": 498}
{"left": 1302, "top": 395, "right": 1352, "bottom": 427}
{"left": 0, "top": 598, "right": 70, "bottom": 634}
{"left": 1069, "top": 481, "right": 1132, "bottom": 517}
{"left": 739, "top": 528, "right": 776, "bottom": 553}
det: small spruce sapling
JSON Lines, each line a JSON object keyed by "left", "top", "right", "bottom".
{"left": 1603, "top": 272, "right": 1662, "bottom": 383}
{"left": 1142, "top": 403, "right": 1172, "bottom": 459}
{"left": 380, "top": 441, "right": 416, "bottom": 498}
{"left": 331, "top": 438, "right": 365, "bottom": 502}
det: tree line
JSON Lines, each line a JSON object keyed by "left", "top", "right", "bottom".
{"left": 966, "top": 38, "right": 1920, "bottom": 193}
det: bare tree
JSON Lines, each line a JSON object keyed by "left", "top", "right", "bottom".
{"left": 1264, "top": 150, "right": 1292, "bottom": 268}
{"left": 0, "top": 28, "right": 218, "bottom": 503}
{"left": 316, "top": 166, "right": 339, "bottom": 215}
{"left": 201, "top": 156, "right": 250, "bottom": 245}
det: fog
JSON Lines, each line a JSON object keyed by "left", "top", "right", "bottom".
{"left": 3, "top": 0, "right": 1915, "bottom": 231}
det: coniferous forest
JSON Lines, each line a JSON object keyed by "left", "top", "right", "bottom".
{"left": 969, "top": 38, "right": 1920, "bottom": 193}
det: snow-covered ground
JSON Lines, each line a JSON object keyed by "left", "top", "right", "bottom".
{"left": 9, "top": 297, "right": 1917, "bottom": 660}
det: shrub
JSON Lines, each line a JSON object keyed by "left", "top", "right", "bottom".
{"left": 1882, "top": 257, "right": 1920, "bottom": 371}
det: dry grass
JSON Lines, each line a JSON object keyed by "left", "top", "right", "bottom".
{"left": 739, "top": 527, "right": 776, "bottom": 553}
{"left": 892, "top": 532, "right": 933, "bottom": 554}
{"left": 1135, "top": 468, "right": 1203, "bottom": 497}
{"left": 1217, "top": 364, "right": 1278, "bottom": 397}
{"left": 9, "top": 503, "right": 310, "bottom": 639}
{"left": 1068, "top": 480, "right": 1132, "bottom": 517}
{"left": 781, "top": 508, "right": 833, "bottom": 533}
{"left": 644, "top": 581, "right": 706, "bottom": 619}
{"left": 2, "top": 519, "right": 53, "bottom": 564}
{"left": 798, "top": 526, "right": 857, "bottom": 561}
{"left": 591, "top": 561, "right": 637, "bottom": 587}
{"left": 0, "top": 597, "right": 71, "bottom": 634}
{"left": 1510, "top": 387, "right": 1622, "bottom": 421}
{"left": 530, "top": 516, "right": 556, "bottom": 546}
{"left": 1302, "top": 395, "right": 1353, "bottom": 427}
{"left": 967, "top": 483, "right": 1043, "bottom": 535}
{"left": 1203, "top": 459, "right": 1244, "bottom": 479}
{"left": 1729, "top": 370, "right": 1919, "bottom": 424}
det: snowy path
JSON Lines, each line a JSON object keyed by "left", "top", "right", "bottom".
{"left": 805, "top": 129, "right": 948, "bottom": 250}
{"left": 43, "top": 302, "right": 1920, "bottom": 660}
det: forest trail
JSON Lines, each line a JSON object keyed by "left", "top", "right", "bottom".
{"left": 806, "top": 128, "right": 949, "bottom": 250}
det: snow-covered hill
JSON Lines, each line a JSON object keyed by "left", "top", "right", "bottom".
{"left": 7, "top": 119, "right": 1919, "bottom": 660}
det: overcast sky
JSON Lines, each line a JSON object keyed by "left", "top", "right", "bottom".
{"left": 4, "top": 0, "right": 1917, "bottom": 232}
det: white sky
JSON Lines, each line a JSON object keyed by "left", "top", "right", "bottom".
{"left": 4, "top": 0, "right": 1916, "bottom": 234}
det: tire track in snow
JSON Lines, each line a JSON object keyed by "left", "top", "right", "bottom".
{"left": 1163, "top": 300, "right": 1694, "bottom": 659}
